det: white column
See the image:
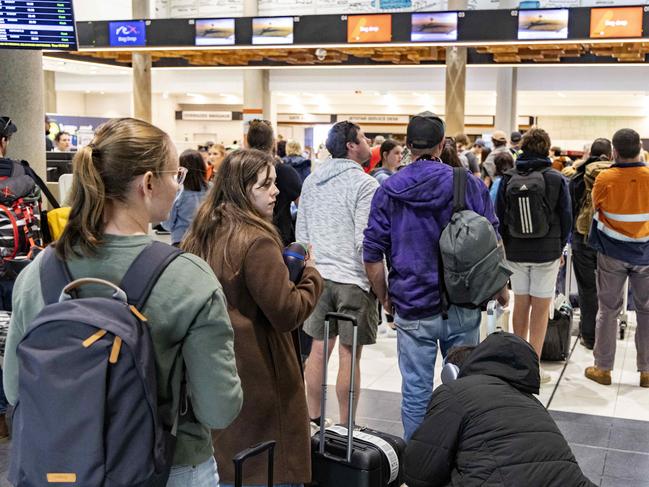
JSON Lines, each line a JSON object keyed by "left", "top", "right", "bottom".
{"left": 495, "top": 67, "right": 518, "bottom": 134}
{"left": 0, "top": 50, "right": 46, "bottom": 177}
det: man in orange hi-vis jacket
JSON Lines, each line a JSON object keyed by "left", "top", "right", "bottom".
{"left": 586, "top": 128, "right": 649, "bottom": 388}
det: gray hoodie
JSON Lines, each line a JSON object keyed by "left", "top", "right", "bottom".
{"left": 296, "top": 158, "right": 379, "bottom": 291}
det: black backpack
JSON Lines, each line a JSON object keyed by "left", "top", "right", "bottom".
{"left": 10, "top": 242, "right": 183, "bottom": 487}
{"left": 504, "top": 167, "right": 552, "bottom": 239}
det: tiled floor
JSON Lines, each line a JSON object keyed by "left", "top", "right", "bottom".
{"left": 1, "top": 307, "right": 647, "bottom": 486}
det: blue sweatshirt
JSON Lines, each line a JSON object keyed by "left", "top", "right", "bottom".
{"left": 162, "top": 187, "right": 208, "bottom": 244}
{"left": 363, "top": 159, "right": 499, "bottom": 320}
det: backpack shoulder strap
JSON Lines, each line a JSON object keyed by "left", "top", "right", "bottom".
{"left": 452, "top": 167, "right": 467, "bottom": 213}
{"left": 40, "top": 245, "right": 74, "bottom": 305}
{"left": 120, "top": 241, "right": 183, "bottom": 309}
{"left": 19, "top": 159, "right": 60, "bottom": 208}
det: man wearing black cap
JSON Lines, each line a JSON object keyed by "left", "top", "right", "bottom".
{"left": 363, "top": 111, "right": 503, "bottom": 440}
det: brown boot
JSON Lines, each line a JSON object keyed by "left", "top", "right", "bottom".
{"left": 641, "top": 372, "right": 649, "bottom": 388}
{"left": 585, "top": 366, "right": 612, "bottom": 385}
{"left": 0, "top": 413, "right": 8, "bottom": 442}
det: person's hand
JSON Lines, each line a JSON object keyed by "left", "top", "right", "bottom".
{"left": 305, "top": 244, "right": 316, "bottom": 269}
{"left": 495, "top": 286, "right": 510, "bottom": 308}
{"left": 382, "top": 295, "right": 394, "bottom": 316}
{"left": 560, "top": 254, "right": 565, "bottom": 267}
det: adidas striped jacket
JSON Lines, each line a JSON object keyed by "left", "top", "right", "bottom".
{"left": 588, "top": 161, "right": 649, "bottom": 265}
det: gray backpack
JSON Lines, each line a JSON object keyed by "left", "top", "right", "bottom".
{"left": 10, "top": 242, "right": 183, "bottom": 487}
{"left": 439, "top": 167, "right": 512, "bottom": 308}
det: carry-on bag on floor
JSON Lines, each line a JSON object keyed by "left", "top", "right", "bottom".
{"left": 542, "top": 304, "right": 572, "bottom": 361}
{"left": 310, "top": 312, "right": 406, "bottom": 487}
{"left": 233, "top": 440, "right": 276, "bottom": 487}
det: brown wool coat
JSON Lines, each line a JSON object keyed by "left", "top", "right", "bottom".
{"left": 211, "top": 232, "right": 323, "bottom": 485}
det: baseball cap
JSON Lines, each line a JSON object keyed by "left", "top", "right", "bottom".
{"left": 0, "top": 116, "right": 17, "bottom": 138}
{"left": 510, "top": 131, "right": 522, "bottom": 143}
{"left": 406, "top": 111, "right": 445, "bottom": 149}
{"left": 491, "top": 130, "right": 507, "bottom": 143}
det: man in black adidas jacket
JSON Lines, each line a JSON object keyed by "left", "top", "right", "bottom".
{"left": 403, "top": 332, "right": 596, "bottom": 487}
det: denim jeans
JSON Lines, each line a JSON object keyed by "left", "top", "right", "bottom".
{"left": 0, "top": 367, "right": 7, "bottom": 414}
{"left": 167, "top": 456, "right": 219, "bottom": 487}
{"left": 395, "top": 305, "right": 480, "bottom": 440}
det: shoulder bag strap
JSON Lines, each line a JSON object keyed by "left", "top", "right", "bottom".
{"left": 119, "top": 241, "right": 183, "bottom": 309}
{"left": 40, "top": 245, "right": 74, "bottom": 305}
{"left": 19, "top": 160, "right": 60, "bottom": 209}
{"left": 452, "top": 166, "right": 467, "bottom": 213}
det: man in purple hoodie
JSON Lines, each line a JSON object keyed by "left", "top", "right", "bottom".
{"left": 363, "top": 112, "right": 505, "bottom": 440}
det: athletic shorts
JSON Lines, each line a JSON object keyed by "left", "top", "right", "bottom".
{"left": 507, "top": 259, "right": 561, "bottom": 299}
{"left": 304, "top": 279, "right": 379, "bottom": 346}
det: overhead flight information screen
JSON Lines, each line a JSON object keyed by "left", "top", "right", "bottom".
{"left": 0, "top": 0, "right": 76, "bottom": 49}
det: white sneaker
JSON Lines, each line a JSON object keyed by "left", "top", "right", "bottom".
{"left": 540, "top": 368, "right": 551, "bottom": 384}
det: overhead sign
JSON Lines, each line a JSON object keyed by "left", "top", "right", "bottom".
{"left": 347, "top": 14, "right": 392, "bottom": 43}
{"left": 278, "top": 113, "right": 333, "bottom": 123}
{"left": 338, "top": 114, "right": 410, "bottom": 123}
{"left": 517, "top": 9, "right": 569, "bottom": 40}
{"left": 590, "top": 7, "right": 643, "bottom": 39}
{"left": 195, "top": 18, "right": 236, "bottom": 46}
{"left": 0, "top": 0, "right": 77, "bottom": 50}
{"left": 109, "top": 20, "right": 146, "bottom": 47}
{"left": 181, "top": 111, "right": 233, "bottom": 121}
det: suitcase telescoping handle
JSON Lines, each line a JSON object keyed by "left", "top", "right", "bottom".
{"left": 233, "top": 440, "right": 276, "bottom": 487}
{"left": 321, "top": 312, "right": 358, "bottom": 464}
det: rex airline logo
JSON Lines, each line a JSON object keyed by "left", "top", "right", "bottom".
{"left": 109, "top": 21, "right": 146, "bottom": 47}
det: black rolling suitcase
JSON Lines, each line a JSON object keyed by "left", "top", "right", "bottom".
{"left": 310, "top": 312, "right": 406, "bottom": 487}
{"left": 233, "top": 440, "right": 276, "bottom": 487}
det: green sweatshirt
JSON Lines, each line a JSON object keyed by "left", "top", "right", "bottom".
{"left": 2, "top": 235, "right": 243, "bottom": 466}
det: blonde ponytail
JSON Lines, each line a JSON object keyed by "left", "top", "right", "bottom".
{"left": 55, "top": 117, "right": 173, "bottom": 259}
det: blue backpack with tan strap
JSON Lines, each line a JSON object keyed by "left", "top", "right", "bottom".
{"left": 10, "top": 242, "right": 183, "bottom": 487}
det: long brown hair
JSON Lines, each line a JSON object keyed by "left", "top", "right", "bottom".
{"left": 182, "top": 149, "right": 282, "bottom": 271}
{"left": 56, "top": 117, "right": 174, "bottom": 259}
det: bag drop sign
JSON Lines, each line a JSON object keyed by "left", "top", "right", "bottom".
{"left": 109, "top": 21, "right": 146, "bottom": 47}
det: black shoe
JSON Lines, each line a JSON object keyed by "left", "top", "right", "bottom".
{"left": 580, "top": 337, "right": 594, "bottom": 350}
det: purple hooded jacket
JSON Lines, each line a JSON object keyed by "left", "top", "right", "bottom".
{"left": 363, "top": 159, "right": 500, "bottom": 320}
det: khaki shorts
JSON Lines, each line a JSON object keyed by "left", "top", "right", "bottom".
{"left": 304, "top": 279, "right": 379, "bottom": 346}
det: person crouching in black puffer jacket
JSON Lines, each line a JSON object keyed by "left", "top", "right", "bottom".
{"left": 404, "top": 332, "right": 596, "bottom": 487}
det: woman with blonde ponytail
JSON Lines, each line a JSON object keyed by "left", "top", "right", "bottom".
{"left": 183, "top": 149, "right": 323, "bottom": 487}
{"left": 3, "top": 118, "right": 242, "bottom": 487}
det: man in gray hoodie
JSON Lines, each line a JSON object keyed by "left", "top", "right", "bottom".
{"left": 297, "top": 121, "right": 379, "bottom": 427}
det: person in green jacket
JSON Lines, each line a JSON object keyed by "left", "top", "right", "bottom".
{"left": 2, "top": 117, "right": 242, "bottom": 487}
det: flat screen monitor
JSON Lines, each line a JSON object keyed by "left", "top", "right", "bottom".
{"left": 195, "top": 18, "right": 235, "bottom": 46}
{"left": 0, "top": 0, "right": 76, "bottom": 50}
{"left": 590, "top": 7, "right": 643, "bottom": 39}
{"left": 518, "top": 9, "right": 569, "bottom": 40}
{"left": 109, "top": 20, "right": 146, "bottom": 47}
{"left": 252, "top": 17, "right": 293, "bottom": 45}
{"left": 411, "top": 12, "right": 458, "bottom": 42}
{"left": 348, "top": 14, "right": 392, "bottom": 43}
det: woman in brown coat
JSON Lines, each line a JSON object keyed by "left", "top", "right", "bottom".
{"left": 183, "top": 149, "right": 323, "bottom": 486}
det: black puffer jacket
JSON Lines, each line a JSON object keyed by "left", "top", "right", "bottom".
{"left": 404, "top": 333, "right": 596, "bottom": 487}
